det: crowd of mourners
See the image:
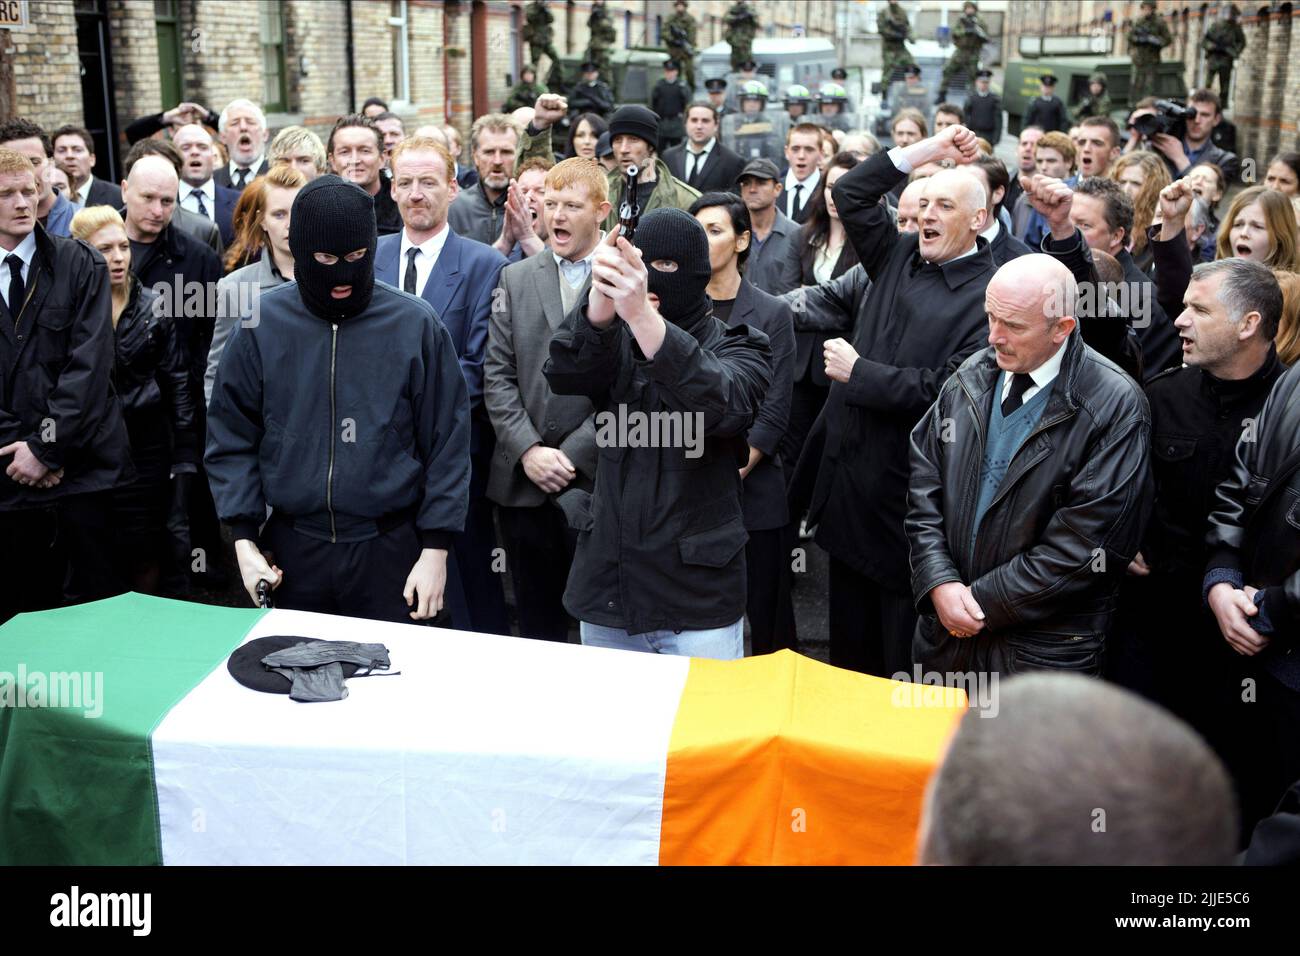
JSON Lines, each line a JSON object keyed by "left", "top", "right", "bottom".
{"left": 3, "top": 66, "right": 1300, "bottom": 861}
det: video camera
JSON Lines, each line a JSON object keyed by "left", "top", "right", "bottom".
{"left": 1131, "top": 99, "right": 1196, "bottom": 142}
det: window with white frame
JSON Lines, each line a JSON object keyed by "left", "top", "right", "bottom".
{"left": 389, "top": 0, "right": 410, "bottom": 105}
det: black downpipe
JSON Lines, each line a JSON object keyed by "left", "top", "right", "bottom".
{"left": 345, "top": 0, "right": 356, "bottom": 113}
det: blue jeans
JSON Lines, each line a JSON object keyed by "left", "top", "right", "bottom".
{"left": 579, "top": 619, "right": 744, "bottom": 660}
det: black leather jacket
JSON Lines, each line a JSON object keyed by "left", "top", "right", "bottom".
{"left": 113, "top": 277, "right": 198, "bottom": 467}
{"left": 907, "top": 331, "right": 1154, "bottom": 675}
{"left": 1205, "top": 362, "right": 1300, "bottom": 689}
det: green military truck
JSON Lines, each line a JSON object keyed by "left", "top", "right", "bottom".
{"left": 558, "top": 47, "right": 679, "bottom": 107}
{"left": 1003, "top": 56, "right": 1187, "bottom": 136}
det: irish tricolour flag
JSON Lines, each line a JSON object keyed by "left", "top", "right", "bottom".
{"left": 0, "top": 594, "right": 964, "bottom": 865}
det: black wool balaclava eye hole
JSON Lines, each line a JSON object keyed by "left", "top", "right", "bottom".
{"left": 632, "top": 208, "right": 712, "bottom": 329}
{"left": 288, "top": 174, "right": 378, "bottom": 321}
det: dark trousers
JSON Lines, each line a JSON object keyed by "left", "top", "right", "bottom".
{"left": 445, "top": 438, "right": 509, "bottom": 636}
{"left": 1208, "top": 64, "right": 1233, "bottom": 107}
{"left": 829, "top": 557, "right": 916, "bottom": 677}
{"left": 1112, "top": 574, "right": 1276, "bottom": 837}
{"left": 498, "top": 500, "right": 577, "bottom": 642}
{"left": 57, "top": 491, "right": 122, "bottom": 606}
{"left": 745, "top": 527, "right": 796, "bottom": 655}
{"left": 260, "top": 513, "right": 423, "bottom": 624}
{"left": 0, "top": 507, "right": 62, "bottom": 624}
{"left": 1261, "top": 672, "right": 1300, "bottom": 816}
{"left": 779, "top": 377, "right": 828, "bottom": 492}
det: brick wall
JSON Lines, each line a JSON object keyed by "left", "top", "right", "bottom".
{"left": 408, "top": 1, "right": 445, "bottom": 126}
{"left": 181, "top": 0, "right": 262, "bottom": 113}
{"left": 108, "top": 0, "right": 163, "bottom": 128}
{"left": 285, "top": 0, "right": 349, "bottom": 124}
{"left": 9, "top": 1, "right": 84, "bottom": 129}
{"left": 351, "top": 0, "right": 395, "bottom": 112}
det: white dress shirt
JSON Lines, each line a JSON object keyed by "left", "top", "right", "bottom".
{"left": 74, "top": 178, "right": 93, "bottom": 207}
{"left": 784, "top": 166, "right": 820, "bottom": 219}
{"left": 552, "top": 231, "right": 604, "bottom": 289}
{"left": 1000, "top": 337, "right": 1068, "bottom": 407}
{"left": 0, "top": 232, "right": 37, "bottom": 310}
{"left": 684, "top": 138, "right": 715, "bottom": 182}
{"left": 399, "top": 225, "right": 452, "bottom": 297}
{"left": 181, "top": 179, "right": 217, "bottom": 220}
{"left": 227, "top": 157, "right": 265, "bottom": 187}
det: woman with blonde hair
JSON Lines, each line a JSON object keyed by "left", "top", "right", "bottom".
{"left": 69, "top": 205, "right": 197, "bottom": 594}
{"left": 1215, "top": 186, "right": 1300, "bottom": 272}
{"left": 205, "top": 164, "right": 306, "bottom": 403}
{"left": 1272, "top": 269, "right": 1300, "bottom": 366}
{"left": 1110, "top": 150, "right": 1170, "bottom": 275}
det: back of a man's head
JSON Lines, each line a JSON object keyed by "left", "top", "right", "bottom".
{"left": 919, "top": 674, "right": 1238, "bottom": 865}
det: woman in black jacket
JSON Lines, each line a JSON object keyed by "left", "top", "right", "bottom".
{"left": 72, "top": 206, "right": 198, "bottom": 594}
{"left": 691, "top": 192, "right": 797, "bottom": 655}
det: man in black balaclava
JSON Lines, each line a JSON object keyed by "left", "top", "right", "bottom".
{"left": 544, "top": 209, "right": 773, "bottom": 658}
{"left": 206, "top": 175, "right": 472, "bottom": 624}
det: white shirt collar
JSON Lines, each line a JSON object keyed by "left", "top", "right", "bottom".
{"left": 687, "top": 138, "right": 716, "bottom": 157}
{"left": 182, "top": 179, "right": 215, "bottom": 202}
{"left": 552, "top": 232, "right": 604, "bottom": 271}
{"left": 1002, "top": 336, "right": 1069, "bottom": 401}
{"left": 784, "top": 166, "right": 820, "bottom": 192}
{"left": 2, "top": 231, "right": 37, "bottom": 268}
{"left": 228, "top": 157, "right": 264, "bottom": 181}
{"left": 980, "top": 217, "right": 1001, "bottom": 244}
{"left": 76, "top": 178, "right": 93, "bottom": 205}
{"left": 400, "top": 223, "right": 451, "bottom": 266}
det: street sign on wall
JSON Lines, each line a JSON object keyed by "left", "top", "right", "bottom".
{"left": 0, "top": 1, "right": 29, "bottom": 30}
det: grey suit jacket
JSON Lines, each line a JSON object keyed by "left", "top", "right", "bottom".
{"left": 484, "top": 251, "right": 598, "bottom": 508}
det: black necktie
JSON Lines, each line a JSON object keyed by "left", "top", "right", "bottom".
{"left": 6, "top": 254, "right": 24, "bottom": 318}
{"left": 234, "top": 166, "right": 251, "bottom": 190}
{"left": 688, "top": 151, "right": 704, "bottom": 187}
{"left": 791, "top": 182, "right": 804, "bottom": 220}
{"left": 193, "top": 190, "right": 209, "bottom": 218}
{"left": 1001, "top": 372, "right": 1034, "bottom": 417}
{"left": 404, "top": 247, "right": 419, "bottom": 295}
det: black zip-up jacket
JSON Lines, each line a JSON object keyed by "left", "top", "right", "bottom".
{"left": 1205, "top": 362, "right": 1300, "bottom": 690}
{"left": 1143, "top": 350, "right": 1282, "bottom": 579}
{"left": 113, "top": 277, "right": 199, "bottom": 467}
{"left": 0, "top": 225, "right": 133, "bottom": 509}
{"left": 205, "top": 281, "right": 471, "bottom": 548}
{"left": 544, "top": 297, "right": 772, "bottom": 634}
{"left": 907, "top": 332, "right": 1154, "bottom": 675}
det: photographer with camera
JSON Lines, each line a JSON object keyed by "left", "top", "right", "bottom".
{"left": 542, "top": 210, "right": 772, "bottom": 658}
{"left": 1126, "top": 1, "right": 1172, "bottom": 102}
{"left": 1127, "top": 90, "right": 1239, "bottom": 184}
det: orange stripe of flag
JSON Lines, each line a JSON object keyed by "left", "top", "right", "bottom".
{"left": 659, "top": 650, "right": 966, "bottom": 865}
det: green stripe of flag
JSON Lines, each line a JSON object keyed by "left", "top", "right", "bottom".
{"left": 0, "top": 593, "right": 263, "bottom": 865}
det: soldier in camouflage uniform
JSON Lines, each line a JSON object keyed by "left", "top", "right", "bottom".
{"left": 665, "top": 1, "right": 698, "bottom": 92}
{"left": 524, "top": 0, "right": 564, "bottom": 93}
{"left": 503, "top": 64, "right": 548, "bottom": 113}
{"left": 1072, "top": 73, "right": 1112, "bottom": 120}
{"left": 724, "top": 1, "right": 759, "bottom": 73}
{"left": 1127, "top": 0, "right": 1172, "bottom": 102}
{"left": 878, "top": 1, "right": 917, "bottom": 89}
{"left": 1202, "top": 5, "right": 1247, "bottom": 108}
{"left": 587, "top": 0, "right": 618, "bottom": 90}
{"left": 937, "top": 1, "right": 989, "bottom": 104}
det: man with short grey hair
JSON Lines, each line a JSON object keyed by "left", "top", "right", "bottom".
{"left": 1125, "top": 201, "right": 1286, "bottom": 828}
{"left": 907, "top": 253, "right": 1153, "bottom": 677}
{"left": 214, "top": 98, "right": 270, "bottom": 191}
{"left": 918, "top": 674, "right": 1239, "bottom": 865}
